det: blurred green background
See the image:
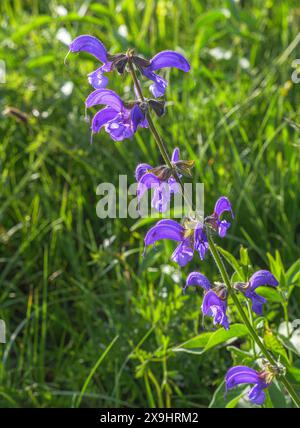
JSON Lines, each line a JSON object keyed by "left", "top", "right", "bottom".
{"left": 0, "top": 0, "right": 300, "bottom": 408}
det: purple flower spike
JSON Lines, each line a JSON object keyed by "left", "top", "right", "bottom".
{"left": 69, "top": 35, "right": 111, "bottom": 89}
{"left": 135, "top": 148, "right": 181, "bottom": 213}
{"left": 86, "top": 89, "right": 145, "bottom": 142}
{"left": 206, "top": 196, "right": 234, "bottom": 238}
{"left": 235, "top": 270, "right": 279, "bottom": 315}
{"left": 142, "top": 50, "right": 190, "bottom": 97}
{"left": 225, "top": 365, "right": 270, "bottom": 406}
{"left": 202, "top": 290, "right": 229, "bottom": 330}
{"left": 144, "top": 218, "right": 208, "bottom": 266}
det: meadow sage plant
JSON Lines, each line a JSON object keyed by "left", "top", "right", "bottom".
{"left": 67, "top": 36, "right": 300, "bottom": 408}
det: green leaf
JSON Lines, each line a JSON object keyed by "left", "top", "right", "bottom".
{"left": 204, "top": 324, "right": 248, "bottom": 351}
{"left": 277, "top": 334, "right": 300, "bottom": 357}
{"left": 256, "top": 286, "right": 283, "bottom": 303}
{"left": 209, "top": 380, "right": 247, "bottom": 408}
{"left": 239, "top": 246, "right": 250, "bottom": 267}
{"left": 286, "top": 259, "right": 300, "bottom": 287}
{"left": 172, "top": 332, "right": 212, "bottom": 354}
{"left": 217, "top": 246, "right": 244, "bottom": 281}
{"left": 264, "top": 330, "right": 290, "bottom": 365}
{"left": 268, "top": 381, "right": 287, "bottom": 408}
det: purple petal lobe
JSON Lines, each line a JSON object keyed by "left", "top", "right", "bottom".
{"left": 248, "top": 384, "right": 266, "bottom": 405}
{"left": 137, "top": 173, "right": 160, "bottom": 200}
{"left": 218, "top": 220, "right": 231, "bottom": 238}
{"left": 151, "top": 183, "right": 171, "bottom": 213}
{"left": 91, "top": 107, "right": 118, "bottom": 133}
{"left": 156, "top": 219, "right": 184, "bottom": 232}
{"left": 171, "top": 240, "right": 194, "bottom": 267}
{"left": 194, "top": 224, "right": 209, "bottom": 260}
{"left": 184, "top": 272, "right": 211, "bottom": 294}
{"left": 142, "top": 69, "right": 167, "bottom": 97}
{"left": 105, "top": 117, "right": 133, "bottom": 141}
{"left": 214, "top": 196, "right": 234, "bottom": 219}
{"left": 171, "top": 147, "right": 180, "bottom": 163}
{"left": 149, "top": 50, "right": 190, "bottom": 72}
{"left": 88, "top": 68, "right": 109, "bottom": 89}
{"left": 135, "top": 163, "right": 152, "bottom": 181}
{"left": 202, "top": 290, "right": 229, "bottom": 329}
{"left": 144, "top": 220, "right": 183, "bottom": 246}
{"left": 131, "top": 105, "right": 146, "bottom": 131}
{"left": 86, "top": 89, "right": 123, "bottom": 111}
{"left": 244, "top": 290, "right": 267, "bottom": 315}
{"left": 69, "top": 35, "right": 107, "bottom": 63}
{"left": 225, "top": 366, "right": 261, "bottom": 390}
{"left": 249, "top": 270, "right": 279, "bottom": 291}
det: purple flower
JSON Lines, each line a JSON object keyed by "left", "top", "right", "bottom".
{"left": 225, "top": 365, "right": 270, "bottom": 405}
{"left": 234, "top": 270, "right": 279, "bottom": 315}
{"left": 205, "top": 196, "right": 234, "bottom": 238}
{"left": 85, "top": 89, "right": 146, "bottom": 142}
{"left": 136, "top": 148, "right": 180, "bottom": 212}
{"left": 144, "top": 219, "right": 209, "bottom": 267}
{"left": 184, "top": 272, "right": 229, "bottom": 329}
{"left": 141, "top": 50, "right": 190, "bottom": 97}
{"left": 69, "top": 35, "right": 111, "bottom": 89}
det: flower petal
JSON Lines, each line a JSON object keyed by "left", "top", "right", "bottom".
{"left": 86, "top": 89, "right": 123, "bottom": 111}
{"left": 202, "top": 290, "right": 229, "bottom": 329}
{"left": 171, "top": 147, "right": 180, "bottom": 163}
{"left": 183, "top": 272, "right": 211, "bottom": 294}
{"left": 214, "top": 196, "right": 234, "bottom": 219}
{"left": 88, "top": 68, "right": 109, "bottom": 89}
{"left": 69, "top": 35, "right": 107, "bottom": 63}
{"left": 144, "top": 220, "right": 184, "bottom": 246}
{"left": 91, "top": 107, "right": 118, "bottom": 133}
{"left": 142, "top": 69, "right": 168, "bottom": 97}
{"left": 244, "top": 290, "right": 267, "bottom": 316}
{"left": 148, "top": 50, "right": 190, "bottom": 72}
{"left": 105, "top": 118, "right": 133, "bottom": 141}
{"left": 202, "top": 290, "right": 229, "bottom": 330}
{"left": 225, "top": 366, "right": 261, "bottom": 390}
{"left": 131, "top": 105, "right": 147, "bottom": 131}
{"left": 249, "top": 270, "right": 279, "bottom": 291}
{"left": 248, "top": 384, "right": 266, "bottom": 405}
{"left": 171, "top": 240, "right": 194, "bottom": 267}
{"left": 194, "top": 224, "right": 209, "bottom": 260}
{"left": 151, "top": 185, "right": 171, "bottom": 213}
{"left": 137, "top": 173, "right": 160, "bottom": 200}
{"left": 218, "top": 219, "right": 231, "bottom": 238}
{"left": 135, "top": 163, "right": 152, "bottom": 181}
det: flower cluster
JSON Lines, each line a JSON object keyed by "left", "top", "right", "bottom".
{"left": 68, "top": 36, "right": 287, "bottom": 408}
{"left": 144, "top": 196, "right": 233, "bottom": 266}
{"left": 182, "top": 269, "right": 278, "bottom": 330}
{"left": 68, "top": 35, "right": 190, "bottom": 141}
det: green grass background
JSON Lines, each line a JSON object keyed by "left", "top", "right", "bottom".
{"left": 0, "top": 0, "right": 300, "bottom": 407}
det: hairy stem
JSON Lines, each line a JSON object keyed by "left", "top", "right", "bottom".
{"left": 127, "top": 60, "right": 300, "bottom": 408}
